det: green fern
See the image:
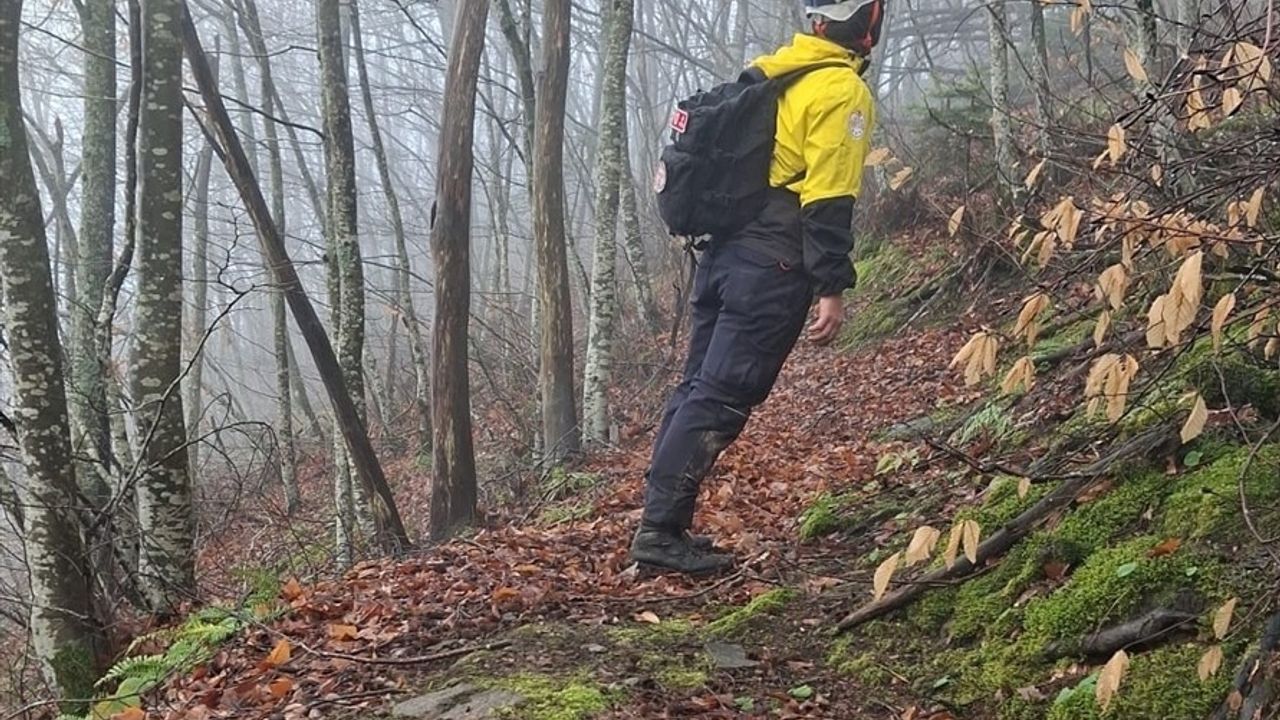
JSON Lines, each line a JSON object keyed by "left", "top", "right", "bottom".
{"left": 97, "top": 654, "right": 166, "bottom": 687}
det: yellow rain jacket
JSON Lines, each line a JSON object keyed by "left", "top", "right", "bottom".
{"left": 734, "top": 34, "right": 875, "bottom": 296}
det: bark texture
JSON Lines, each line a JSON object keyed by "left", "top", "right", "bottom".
{"left": 987, "top": 0, "right": 1017, "bottom": 201}
{"left": 533, "top": 0, "right": 580, "bottom": 462}
{"left": 0, "top": 1, "right": 105, "bottom": 701}
{"left": 429, "top": 0, "right": 489, "bottom": 540}
{"left": 583, "top": 0, "right": 635, "bottom": 443}
{"left": 134, "top": 0, "right": 196, "bottom": 612}
{"left": 72, "top": 0, "right": 116, "bottom": 479}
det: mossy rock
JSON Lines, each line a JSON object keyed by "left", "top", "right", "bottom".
{"left": 490, "top": 674, "right": 616, "bottom": 720}
{"left": 1045, "top": 644, "right": 1233, "bottom": 719}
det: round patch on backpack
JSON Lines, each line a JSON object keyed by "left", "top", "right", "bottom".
{"left": 848, "top": 111, "right": 867, "bottom": 140}
{"left": 652, "top": 161, "right": 668, "bottom": 193}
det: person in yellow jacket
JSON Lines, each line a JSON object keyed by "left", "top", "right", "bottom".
{"left": 632, "top": 0, "right": 885, "bottom": 575}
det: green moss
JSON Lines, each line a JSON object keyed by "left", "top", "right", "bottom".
{"left": 797, "top": 492, "right": 865, "bottom": 540}
{"left": 493, "top": 674, "right": 614, "bottom": 720}
{"left": 1045, "top": 644, "right": 1232, "bottom": 719}
{"left": 606, "top": 618, "right": 696, "bottom": 647}
{"left": 654, "top": 664, "right": 709, "bottom": 691}
{"left": 50, "top": 644, "right": 96, "bottom": 714}
{"left": 537, "top": 502, "right": 592, "bottom": 526}
{"left": 1024, "top": 536, "right": 1220, "bottom": 643}
{"left": 852, "top": 242, "right": 911, "bottom": 297}
{"left": 1184, "top": 343, "right": 1280, "bottom": 419}
{"left": 829, "top": 644, "right": 892, "bottom": 686}
{"left": 1055, "top": 471, "right": 1165, "bottom": 553}
{"left": 1029, "top": 316, "right": 1092, "bottom": 363}
{"left": 705, "top": 588, "right": 797, "bottom": 637}
{"left": 1159, "top": 444, "right": 1280, "bottom": 541}
{"left": 957, "top": 476, "right": 1046, "bottom": 531}
{"left": 907, "top": 587, "right": 957, "bottom": 633}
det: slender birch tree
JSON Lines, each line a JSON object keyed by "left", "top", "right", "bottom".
{"left": 987, "top": 0, "right": 1017, "bottom": 201}
{"left": 583, "top": 0, "right": 635, "bottom": 443}
{"left": 317, "top": 0, "right": 373, "bottom": 561}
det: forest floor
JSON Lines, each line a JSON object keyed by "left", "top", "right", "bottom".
{"left": 148, "top": 277, "right": 979, "bottom": 719}
{"left": 135, "top": 234, "right": 1280, "bottom": 720}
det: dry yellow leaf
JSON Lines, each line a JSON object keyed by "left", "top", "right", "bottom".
{"left": 944, "top": 522, "right": 963, "bottom": 569}
{"left": 636, "top": 610, "right": 662, "bottom": 624}
{"left": 962, "top": 519, "right": 981, "bottom": 564}
{"left": 1096, "top": 264, "right": 1130, "bottom": 310}
{"left": 1214, "top": 598, "right": 1238, "bottom": 639}
{"left": 1268, "top": 337, "right": 1280, "bottom": 361}
{"left": 904, "top": 526, "right": 942, "bottom": 567}
{"left": 1211, "top": 293, "right": 1236, "bottom": 352}
{"left": 1001, "top": 356, "right": 1036, "bottom": 395}
{"left": 889, "top": 166, "right": 913, "bottom": 190}
{"left": 1180, "top": 393, "right": 1208, "bottom": 444}
{"left": 1151, "top": 163, "right": 1164, "bottom": 186}
{"left": 948, "top": 205, "right": 966, "bottom": 237}
{"left": 865, "top": 147, "right": 892, "bottom": 167}
{"left": 1245, "top": 187, "right": 1264, "bottom": 228}
{"left": 264, "top": 638, "right": 291, "bottom": 668}
{"left": 1094, "top": 310, "right": 1112, "bottom": 348}
{"left": 1015, "top": 293, "right": 1053, "bottom": 347}
{"left": 1017, "top": 476, "right": 1032, "bottom": 500}
{"left": 1222, "top": 86, "right": 1243, "bottom": 115}
{"left": 1199, "top": 645, "right": 1225, "bottom": 680}
{"left": 1123, "top": 48, "right": 1149, "bottom": 83}
{"left": 1096, "top": 649, "right": 1130, "bottom": 711}
{"left": 1107, "top": 124, "right": 1127, "bottom": 164}
{"left": 1147, "top": 294, "right": 1168, "bottom": 348}
{"left": 873, "top": 552, "right": 901, "bottom": 601}
{"left": 1024, "top": 158, "right": 1047, "bottom": 189}
{"left": 1249, "top": 308, "right": 1272, "bottom": 348}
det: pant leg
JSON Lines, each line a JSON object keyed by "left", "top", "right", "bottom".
{"left": 649, "top": 249, "right": 721, "bottom": 464}
{"left": 643, "top": 244, "right": 813, "bottom": 530}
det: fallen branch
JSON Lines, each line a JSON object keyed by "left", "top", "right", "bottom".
{"left": 835, "top": 424, "right": 1176, "bottom": 633}
{"left": 1209, "top": 607, "right": 1280, "bottom": 720}
{"left": 304, "top": 640, "right": 513, "bottom": 666}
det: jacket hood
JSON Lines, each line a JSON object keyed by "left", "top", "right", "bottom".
{"left": 751, "top": 34, "right": 865, "bottom": 78}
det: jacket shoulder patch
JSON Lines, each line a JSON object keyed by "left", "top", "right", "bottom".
{"left": 848, "top": 111, "right": 867, "bottom": 140}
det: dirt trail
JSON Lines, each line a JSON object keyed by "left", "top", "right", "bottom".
{"left": 159, "top": 326, "right": 969, "bottom": 719}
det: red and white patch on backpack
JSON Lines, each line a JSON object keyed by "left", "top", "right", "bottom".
{"left": 670, "top": 109, "right": 689, "bottom": 134}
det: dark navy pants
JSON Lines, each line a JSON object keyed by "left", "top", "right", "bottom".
{"left": 642, "top": 241, "right": 813, "bottom": 531}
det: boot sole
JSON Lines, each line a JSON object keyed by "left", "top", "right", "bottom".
{"left": 635, "top": 561, "right": 735, "bottom": 578}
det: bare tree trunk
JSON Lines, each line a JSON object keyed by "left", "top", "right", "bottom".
{"left": 618, "top": 118, "right": 661, "bottom": 332}
{"left": 0, "top": 3, "right": 105, "bottom": 702}
{"left": 987, "top": 0, "right": 1017, "bottom": 202}
{"left": 318, "top": 0, "right": 374, "bottom": 560}
{"left": 430, "top": 0, "right": 488, "bottom": 540}
{"left": 73, "top": 0, "right": 116, "bottom": 498}
{"left": 180, "top": 4, "right": 411, "bottom": 554}
{"left": 350, "top": 0, "right": 432, "bottom": 456}
{"left": 533, "top": 0, "right": 580, "bottom": 462}
{"left": 1028, "top": 0, "right": 1053, "bottom": 158}
{"left": 134, "top": 0, "right": 195, "bottom": 613}
{"left": 186, "top": 45, "right": 216, "bottom": 481}
{"left": 583, "top": 0, "right": 634, "bottom": 444}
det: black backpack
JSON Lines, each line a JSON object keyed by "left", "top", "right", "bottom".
{"left": 653, "top": 62, "right": 849, "bottom": 239}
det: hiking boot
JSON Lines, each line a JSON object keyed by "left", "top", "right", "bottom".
{"left": 630, "top": 526, "right": 734, "bottom": 576}
{"left": 685, "top": 531, "right": 717, "bottom": 552}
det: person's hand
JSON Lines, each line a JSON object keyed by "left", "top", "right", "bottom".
{"left": 808, "top": 295, "right": 845, "bottom": 345}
